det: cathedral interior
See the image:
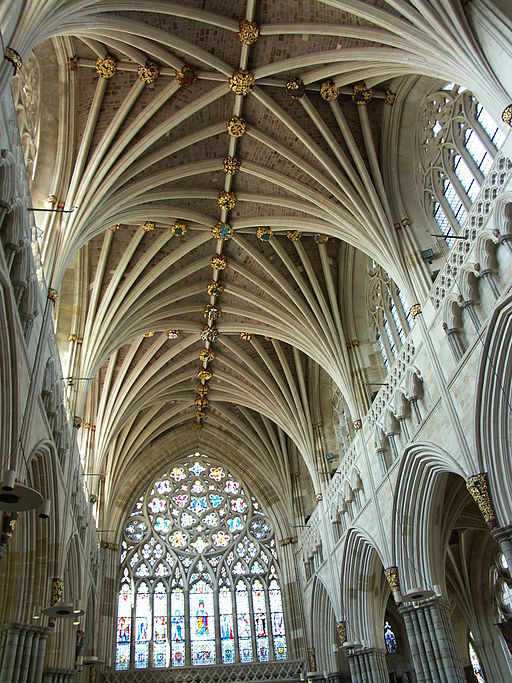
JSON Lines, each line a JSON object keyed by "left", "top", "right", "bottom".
{"left": 1, "top": 1, "right": 512, "bottom": 681}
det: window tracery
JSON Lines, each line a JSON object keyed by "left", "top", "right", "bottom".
{"left": 420, "top": 83, "right": 505, "bottom": 245}
{"left": 367, "top": 263, "right": 410, "bottom": 368}
{"left": 115, "top": 455, "right": 287, "bottom": 670}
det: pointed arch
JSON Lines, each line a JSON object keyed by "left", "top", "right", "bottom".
{"left": 391, "top": 442, "right": 468, "bottom": 593}
{"left": 474, "top": 292, "right": 512, "bottom": 523}
{"left": 339, "top": 527, "right": 388, "bottom": 649}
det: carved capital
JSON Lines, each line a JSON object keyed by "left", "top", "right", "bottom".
{"left": 138, "top": 61, "right": 159, "bottom": 84}
{"left": 229, "top": 69, "right": 254, "bottom": 96}
{"left": 336, "top": 621, "right": 347, "bottom": 644}
{"left": 5, "top": 47, "right": 22, "bottom": 75}
{"left": 410, "top": 303, "right": 422, "bottom": 319}
{"left": 96, "top": 54, "right": 116, "bottom": 79}
{"left": 307, "top": 647, "right": 317, "bottom": 672}
{"left": 384, "top": 566, "right": 400, "bottom": 592}
{"left": 238, "top": 20, "right": 260, "bottom": 45}
{"left": 467, "top": 473, "right": 498, "bottom": 529}
{"left": 502, "top": 104, "right": 512, "bottom": 128}
{"left": 285, "top": 77, "right": 305, "bottom": 100}
{"left": 223, "top": 156, "right": 241, "bottom": 175}
{"left": 352, "top": 81, "right": 372, "bottom": 106}
{"left": 320, "top": 80, "right": 339, "bottom": 101}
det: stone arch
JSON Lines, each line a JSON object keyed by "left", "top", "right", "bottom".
{"left": 391, "top": 442, "right": 469, "bottom": 593}
{"left": 0, "top": 271, "right": 18, "bottom": 476}
{"left": 339, "top": 527, "right": 389, "bottom": 649}
{"left": 309, "top": 577, "right": 340, "bottom": 674}
{"left": 474, "top": 292, "right": 512, "bottom": 524}
{"left": 0, "top": 441, "right": 58, "bottom": 624}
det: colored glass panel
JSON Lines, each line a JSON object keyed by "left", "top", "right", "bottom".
{"left": 384, "top": 621, "right": 398, "bottom": 654}
{"left": 118, "top": 455, "right": 287, "bottom": 669}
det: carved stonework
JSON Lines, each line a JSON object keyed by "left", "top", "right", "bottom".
{"left": 315, "top": 492, "right": 323, "bottom": 501}
{"left": 138, "top": 61, "right": 159, "bottom": 84}
{"left": 502, "top": 105, "right": 512, "bottom": 128}
{"left": 51, "top": 577, "right": 64, "bottom": 605}
{"left": 67, "top": 55, "right": 79, "bottom": 71}
{"left": 218, "top": 191, "right": 237, "bottom": 211}
{"left": 226, "top": 116, "right": 246, "bottom": 137}
{"left": 210, "top": 254, "right": 228, "bottom": 271}
{"left": 141, "top": 221, "right": 155, "bottom": 232}
{"left": 257, "top": 226, "right": 273, "bottom": 242}
{"left": 410, "top": 303, "right": 422, "bottom": 319}
{"left": 223, "top": 156, "right": 241, "bottom": 175}
{"left": 286, "top": 77, "right": 305, "bottom": 99}
{"left": 385, "top": 89, "right": 396, "bottom": 105}
{"left": 175, "top": 65, "right": 197, "bottom": 87}
{"left": 170, "top": 220, "right": 187, "bottom": 237}
{"left": 352, "top": 81, "right": 372, "bottom": 105}
{"left": 229, "top": 69, "right": 255, "bottom": 96}
{"left": 47, "top": 288, "right": 58, "bottom": 302}
{"left": 336, "top": 621, "right": 347, "bottom": 644}
{"left": 314, "top": 233, "right": 329, "bottom": 245}
{"left": 238, "top": 20, "right": 260, "bottom": 45}
{"left": 287, "top": 230, "right": 302, "bottom": 241}
{"left": 307, "top": 647, "right": 317, "bottom": 672}
{"left": 320, "top": 80, "right": 339, "bottom": 101}
{"left": 467, "top": 473, "right": 498, "bottom": 529}
{"left": 0, "top": 511, "right": 18, "bottom": 555}
{"left": 73, "top": 416, "right": 82, "bottom": 429}
{"left": 353, "top": 419, "right": 363, "bottom": 431}
{"left": 5, "top": 48, "right": 22, "bottom": 75}
{"left": 384, "top": 566, "right": 400, "bottom": 592}
{"left": 95, "top": 55, "right": 116, "bottom": 79}
{"left": 12, "top": 51, "right": 41, "bottom": 185}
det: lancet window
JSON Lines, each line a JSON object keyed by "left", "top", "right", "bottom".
{"left": 420, "top": 83, "right": 505, "bottom": 245}
{"left": 115, "top": 455, "right": 287, "bottom": 670}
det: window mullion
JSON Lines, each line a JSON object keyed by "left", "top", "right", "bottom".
{"left": 264, "top": 584, "right": 275, "bottom": 660}
{"left": 247, "top": 582, "right": 258, "bottom": 661}
{"left": 231, "top": 585, "right": 240, "bottom": 663}
{"left": 472, "top": 116, "right": 499, "bottom": 156}
{"left": 458, "top": 144, "right": 485, "bottom": 185}
{"left": 438, "top": 192, "right": 461, "bottom": 234}
{"left": 185, "top": 588, "right": 191, "bottom": 666}
{"left": 449, "top": 169, "right": 472, "bottom": 211}
{"left": 390, "top": 288, "right": 409, "bottom": 334}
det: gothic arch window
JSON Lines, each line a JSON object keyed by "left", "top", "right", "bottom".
{"left": 384, "top": 619, "right": 398, "bottom": 654}
{"left": 420, "top": 83, "right": 505, "bottom": 245}
{"left": 115, "top": 455, "right": 287, "bottom": 670}
{"left": 468, "top": 632, "right": 486, "bottom": 683}
{"left": 367, "top": 262, "right": 410, "bottom": 369}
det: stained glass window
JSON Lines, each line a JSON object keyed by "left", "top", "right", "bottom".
{"left": 384, "top": 620, "right": 398, "bottom": 654}
{"left": 468, "top": 635, "right": 485, "bottom": 682}
{"left": 115, "top": 455, "right": 287, "bottom": 669}
{"left": 115, "top": 570, "right": 132, "bottom": 670}
{"left": 135, "top": 583, "right": 151, "bottom": 668}
{"left": 153, "top": 582, "right": 168, "bottom": 668}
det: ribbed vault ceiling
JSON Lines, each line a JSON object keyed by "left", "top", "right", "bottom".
{"left": 8, "top": 0, "right": 507, "bottom": 517}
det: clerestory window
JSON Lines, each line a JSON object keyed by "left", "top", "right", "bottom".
{"left": 420, "top": 83, "right": 505, "bottom": 246}
{"left": 367, "top": 263, "right": 410, "bottom": 369}
{"left": 115, "top": 455, "right": 287, "bottom": 670}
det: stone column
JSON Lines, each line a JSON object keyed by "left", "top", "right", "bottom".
{"left": 346, "top": 648, "right": 388, "bottom": 683}
{"left": 399, "top": 599, "right": 465, "bottom": 682}
{"left": 480, "top": 269, "right": 500, "bottom": 299}
{"left": 0, "top": 624, "right": 21, "bottom": 683}
{"left": 491, "top": 524, "right": 512, "bottom": 573}
{"left": 18, "top": 628, "right": 34, "bottom": 683}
